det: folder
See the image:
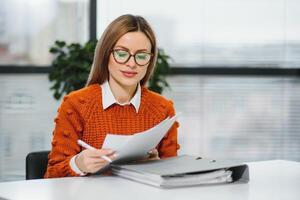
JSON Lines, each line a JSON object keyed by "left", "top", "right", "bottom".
{"left": 111, "top": 155, "right": 249, "bottom": 188}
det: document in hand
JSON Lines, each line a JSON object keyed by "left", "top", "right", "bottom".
{"left": 102, "top": 114, "right": 178, "bottom": 163}
{"left": 112, "top": 155, "right": 249, "bottom": 188}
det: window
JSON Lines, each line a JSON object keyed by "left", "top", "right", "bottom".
{"left": 0, "top": 0, "right": 90, "bottom": 66}
{"left": 97, "top": 0, "right": 300, "bottom": 68}
{"left": 164, "top": 75, "right": 300, "bottom": 162}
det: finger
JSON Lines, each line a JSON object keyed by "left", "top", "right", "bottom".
{"left": 87, "top": 157, "right": 107, "bottom": 165}
{"left": 90, "top": 153, "right": 115, "bottom": 161}
{"left": 87, "top": 164, "right": 106, "bottom": 173}
{"left": 87, "top": 153, "right": 117, "bottom": 165}
{"left": 148, "top": 148, "right": 158, "bottom": 154}
{"left": 148, "top": 148, "right": 156, "bottom": 153}
{"left": 81, "top": 156, "right": 103, "bottom": 167}
{"left": 91, "top": 160, "right": 107, "bottom": 165}
{"left": 89, "top": 163, "right": 110, "bottom": 173}
{"left": 81, "top": 158, "right": 108, "bottom": 173}
{"left": 86, "top": 149, "right": 115, "bottom": 158}
{"left": 148, "top": 149, "right": 158, "bottom": 157}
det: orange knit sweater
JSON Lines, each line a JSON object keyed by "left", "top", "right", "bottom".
{"left": 44, "top": 84, "right": 180, "bottom": 178}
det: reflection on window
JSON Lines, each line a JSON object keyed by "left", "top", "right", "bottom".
{"left": 98, "top": 0, "right": 300, "bottom": 68}
{"left": 0, "top": 0, "right": 89, "bottom": 66}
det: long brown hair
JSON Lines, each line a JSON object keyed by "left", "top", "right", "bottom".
{"left": 86, "top": 14, "right": 157, "bottom": 87}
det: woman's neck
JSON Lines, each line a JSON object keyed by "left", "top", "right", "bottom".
{"left": 108, "top": 78, "right": 137, "bottom": 104}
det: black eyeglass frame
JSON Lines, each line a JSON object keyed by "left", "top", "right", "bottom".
{"left": 111, "top": 49, "right": 154, "bottom": 66}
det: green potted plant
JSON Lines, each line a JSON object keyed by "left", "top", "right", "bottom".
{"left": 48, "top": 40, "right": 171, "bottom": 100}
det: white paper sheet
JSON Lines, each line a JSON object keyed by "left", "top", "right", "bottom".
{"left": 102, "top": 114, "right": 178, "bottom": 163}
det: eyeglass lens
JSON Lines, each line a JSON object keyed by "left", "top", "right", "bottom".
{"left": 112, "top": 49, "right": 151, "bottom": 66}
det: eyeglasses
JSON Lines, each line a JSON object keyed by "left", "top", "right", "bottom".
{"left": 111, "top": 49, "right": 153, "bottom": 66}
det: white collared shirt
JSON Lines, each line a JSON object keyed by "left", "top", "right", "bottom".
{"left": 69, "top": 81, "right": 142, "bottom": 175}
{"left": 101, "top": 80, "right": 141, "bottom": 113}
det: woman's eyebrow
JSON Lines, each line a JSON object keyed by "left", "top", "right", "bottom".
{"left": 114, "top": 45, "right": 149, "bottom": 52}
{"left": 114, "top": 45, "right": 129, "bottom": 50}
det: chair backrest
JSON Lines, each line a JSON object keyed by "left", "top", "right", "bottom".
{"left": 26, "top": 151, "right": 50, "bottom": 180}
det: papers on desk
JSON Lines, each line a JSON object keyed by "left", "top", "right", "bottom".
{"left": 102, "top": 114, "right": 178, "bottom": 163}
{"left": 112, "top": 155, "right": 249, "bottom": 188}
{"left": 112, "top": 168, "right": 233, "bottom": 188}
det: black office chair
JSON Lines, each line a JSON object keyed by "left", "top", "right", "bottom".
{"left": 25, "top": 151, "right": 50, "bottom": 180}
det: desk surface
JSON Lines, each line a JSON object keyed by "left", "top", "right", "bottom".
{"left": 0, "top": 160, "right": 299, "bottom": 200}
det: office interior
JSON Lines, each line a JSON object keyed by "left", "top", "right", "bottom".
{"left": 0, "top": 0, "right": 300, "bottom": 182}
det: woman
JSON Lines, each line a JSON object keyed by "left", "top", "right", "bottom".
{"left": 44, "top": 14, "right": 180, "bottom": 178}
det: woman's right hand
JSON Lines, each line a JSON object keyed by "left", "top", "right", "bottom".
{"left": 75, "top": 149, "right": 116, "bottom": 174}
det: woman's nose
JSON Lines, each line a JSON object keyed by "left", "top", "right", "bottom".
{"left": 126, "top": 55, "right": 136, "bottom": 68}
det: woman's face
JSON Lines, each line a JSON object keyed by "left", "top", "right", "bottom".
{"left": 108, "top": 31, "right": 152, "bottom": 89}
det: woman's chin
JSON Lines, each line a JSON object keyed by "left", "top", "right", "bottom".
{"left": 118, "top": 77, "right": 140, "bottom": 88}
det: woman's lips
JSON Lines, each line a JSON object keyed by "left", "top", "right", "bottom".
{"left": 121, "top": 70, "right": 138, "bottom": 78}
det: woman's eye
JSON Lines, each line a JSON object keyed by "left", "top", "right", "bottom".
{"left": 136, "top": 53, "right": 147, "bottom": 60}
{"left": 117, "top": 52, "right": 128, "bottom": 57}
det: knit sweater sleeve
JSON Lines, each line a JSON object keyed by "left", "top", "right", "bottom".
{"left": 157, "top": 100, "right": 180, "bottom": 158}
{"left": 44, "top": 95, "right": 83, "bottom": 178}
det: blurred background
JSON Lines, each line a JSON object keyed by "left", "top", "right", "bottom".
{"left": 0, "top": 0, "right": 300, "bottom": 181}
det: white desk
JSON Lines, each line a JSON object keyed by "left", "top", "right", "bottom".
{"left": 0, "top": 160, "right": 299, "bottom": 200}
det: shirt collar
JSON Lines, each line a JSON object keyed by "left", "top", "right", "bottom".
{"left": 101, "top": 81, "right": 141, "bottom": 113}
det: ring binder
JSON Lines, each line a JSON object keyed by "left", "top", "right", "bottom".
{"left": 111, "top": 155, "right": 249, "bottom": 188}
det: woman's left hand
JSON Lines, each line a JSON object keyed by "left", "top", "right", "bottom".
{"left": 147, "top": 148, "right": 160, "bottom": 160}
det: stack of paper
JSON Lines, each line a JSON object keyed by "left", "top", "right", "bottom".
{"left": 102, "top": 114, "right": 178, "bottom": 163}
{"left": 112, "top": 168, "right": 232, "bottom": 188}
{"left": 111, "top": 155, "right": 249, "bottom": 188}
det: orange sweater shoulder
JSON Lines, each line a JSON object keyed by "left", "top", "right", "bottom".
{"left": 141, "top": 87, "right": 176, "bottom": 117}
